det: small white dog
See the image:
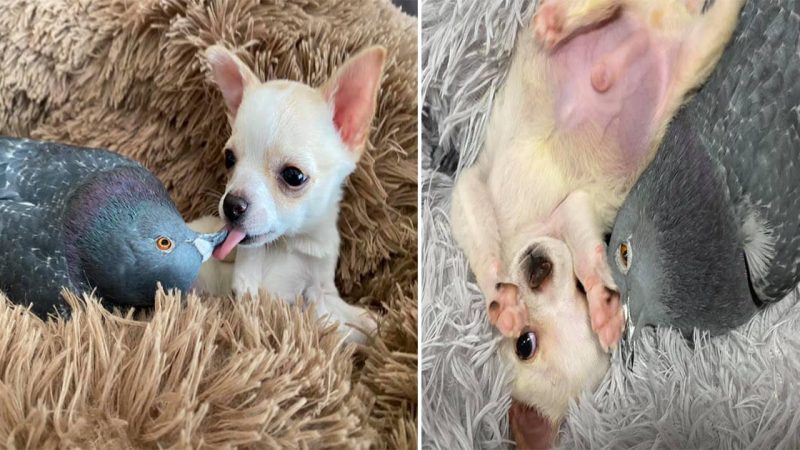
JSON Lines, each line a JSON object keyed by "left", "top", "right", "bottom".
{"left": 193, "top": 45, "right": 386, "bottom": 344}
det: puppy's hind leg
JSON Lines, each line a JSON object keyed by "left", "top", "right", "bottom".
{"left": 450, "top": 166, "right": 526, "bottom": 337}
{"left": 675, "top": 0, "right": 746, "bottom": 95}
{"left": 534, "top": 0, "right": 622, "bottom": 49}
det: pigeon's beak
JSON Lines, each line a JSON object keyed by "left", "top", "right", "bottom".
{"left": 193, "top": 229, "right": 229, "bottom": 263}
{"left": 623, "top": 300, "right": 634, "bottom": 342}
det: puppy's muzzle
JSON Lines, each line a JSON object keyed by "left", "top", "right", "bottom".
{"left": 222, "top": 193, "right": 249, "bottom": 224}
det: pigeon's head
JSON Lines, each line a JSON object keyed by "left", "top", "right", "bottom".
{"left": 64, "top": 167, "right": 227, "bottom": 307}
{"left": 608, "top": 131, "right": 749, "bottom": 340}
{"left": 90, "top": 201, "right": 227, "bottom": 305}
{"left": 607, "top": 192, "right": 666, "bottom": 341}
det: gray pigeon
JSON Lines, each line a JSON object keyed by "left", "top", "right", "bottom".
{"left": 607, "top": 1, "right": 800, "bottom": 338}
{"left": 0, "top": 136, "right": 227, "bottom": 318}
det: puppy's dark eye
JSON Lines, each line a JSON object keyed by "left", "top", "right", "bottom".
{"left": 281, "top": 166, "right": 308, "bottom": 188}
{"left": 516, "top": 330, "right": 537, "bottom": 361}
{"left": 224, "top": 149, "right": 236, "bottom": 170}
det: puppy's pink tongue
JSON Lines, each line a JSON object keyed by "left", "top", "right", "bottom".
{"left": 213, "top": 229, "right": 246, "bottom": 260}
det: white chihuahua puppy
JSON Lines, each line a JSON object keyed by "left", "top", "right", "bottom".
{"left": 196, "top": 45, "right": 386, "bottom": 344}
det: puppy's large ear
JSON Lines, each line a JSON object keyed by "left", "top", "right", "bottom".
{"left": 321, "top": 46, "right": 387, "bottom": 158}
{"left": 206, "top": 45, "right": 260, "bottom": 118}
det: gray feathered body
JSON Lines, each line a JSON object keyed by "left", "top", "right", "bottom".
{"left": 609, "top": 2, "right": 800, "bottom": 336}
{"left": 678, "top": 1, "right": 800, "bottom": 302}
{"left": 1, "top": 138, "right": 134, "bottom": 315}
{"left": 0, "top": 137, "right": 208, "bottom": 318}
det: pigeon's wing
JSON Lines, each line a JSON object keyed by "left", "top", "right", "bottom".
{"left": 713, "top": 3, "right": 800, "bottom": 302}
{"left": 0, "top": 136, "right": 139, "bottom": 208}
{"left": 670, "top": 3, "right": 800, "bottom": 303}
{"left": 736, "top": 4, "right": 800, "bottom": 303}
{"left": 0, "top": 198, "right": 74, "bottom": 318}
{"left": 0, "top": 189, "right": 19, "bottom": 201}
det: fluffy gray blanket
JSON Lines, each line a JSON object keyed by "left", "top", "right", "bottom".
{"left": 420, "top": 0, "right": 800, "bottom": 448}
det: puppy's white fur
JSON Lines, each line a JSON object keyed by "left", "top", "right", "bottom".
{"left": 194, "top": 45, "right": 386, "bottom": 344}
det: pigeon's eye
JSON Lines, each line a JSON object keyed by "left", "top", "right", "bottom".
{"left": 224, "top": 149, "right": 236, "bottom": 170}
{"left": 280, "top": 166, "right": 308, "bottom": 188}
{"left": 617, "top": 241, "right": 631, "bottom": 273}
{"left": 156, "top": 236, "right": 174, "bottom": 252}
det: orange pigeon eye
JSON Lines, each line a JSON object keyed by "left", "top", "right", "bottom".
{"left": 618, "top": 242, "right": 630, "bottom": 272}
{"left": 156, "top": 236, "right": 174, "bottom": 252}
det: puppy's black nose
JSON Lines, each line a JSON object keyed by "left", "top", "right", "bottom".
{"left": 223, "top": 194, "right": 249, "bottom": 223}
{"left": 526, "top": 254, "right": 552, "bottom": 290}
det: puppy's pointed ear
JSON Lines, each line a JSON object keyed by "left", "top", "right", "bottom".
{"left": 206, "top": 45, "right": 260, "bottom": 117}
{"left": 321, "top": 46, "right": 387, "bottom": 158}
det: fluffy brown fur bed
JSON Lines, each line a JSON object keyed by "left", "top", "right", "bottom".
{"left": 0, "top": 0, "right": 417, "bottom": 448}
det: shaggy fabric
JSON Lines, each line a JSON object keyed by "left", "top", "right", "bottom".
{"left": 560, "top": 289, "right": 800, "bottom": 449}
{"left": 420, "top": 0, "right": 800, "bottom": 448}
{"left": 0, "top": 0, "right": 417, "bottom": 448}
{"left": 0, "top": 290, "right": 373, "bottom": 448}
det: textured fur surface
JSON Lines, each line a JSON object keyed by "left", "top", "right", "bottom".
{"left": 421, "top": 0, "right": 800, "bottom": 447}
{"left": 0, "top": 0, "right": 417, "bottom": 447}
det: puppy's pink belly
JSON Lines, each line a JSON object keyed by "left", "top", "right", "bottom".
{"left": 549, "top": 13, "right": 676, "bottom": 173}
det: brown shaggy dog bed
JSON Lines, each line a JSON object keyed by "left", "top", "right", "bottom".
{"left": 0, "top": 0, "right": 417, "bottom": 448}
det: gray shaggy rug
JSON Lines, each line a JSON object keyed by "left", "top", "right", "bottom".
{"left": 420, "top": 0, "right": 800, "bottom": 448}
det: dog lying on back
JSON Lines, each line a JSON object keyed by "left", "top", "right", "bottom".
{"left": 193, "top": 45, "right": 386, "bottom": 344}
{"left": 450, "top": 0, "right": 744, "bottom": 446}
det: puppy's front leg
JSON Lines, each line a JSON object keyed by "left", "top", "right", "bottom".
{"left": 231, "top": 246, "right": 266, "bottom": 298}
{"left": 308, "top": 283, "right": 377, "bottom": 345}
{"left": 450, "top": 166, "right": 526, "bottom": 337}
{"left": 550, "top": 191, "right": 624, "bottom": 351}
{"left": 677, "top": 0, "right": 746, "bottom": 93}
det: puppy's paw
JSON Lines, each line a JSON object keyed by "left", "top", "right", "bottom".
{"left": 354, "top": 310, "right": 378, "bottom": 337}
{"left": 488, "top": 284, "right": 527, "bottom": 337}
{"left": 313, "top": 290, "right": 378, "bottom": 345}
{"left": 533, "top": 0, "right": 622, "bottom": 49}
{"left": 341, "top": 313, "right": 377, "bottom": 345}
{"left": 533, "top": 2, "right": 565, "bottom": 49}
